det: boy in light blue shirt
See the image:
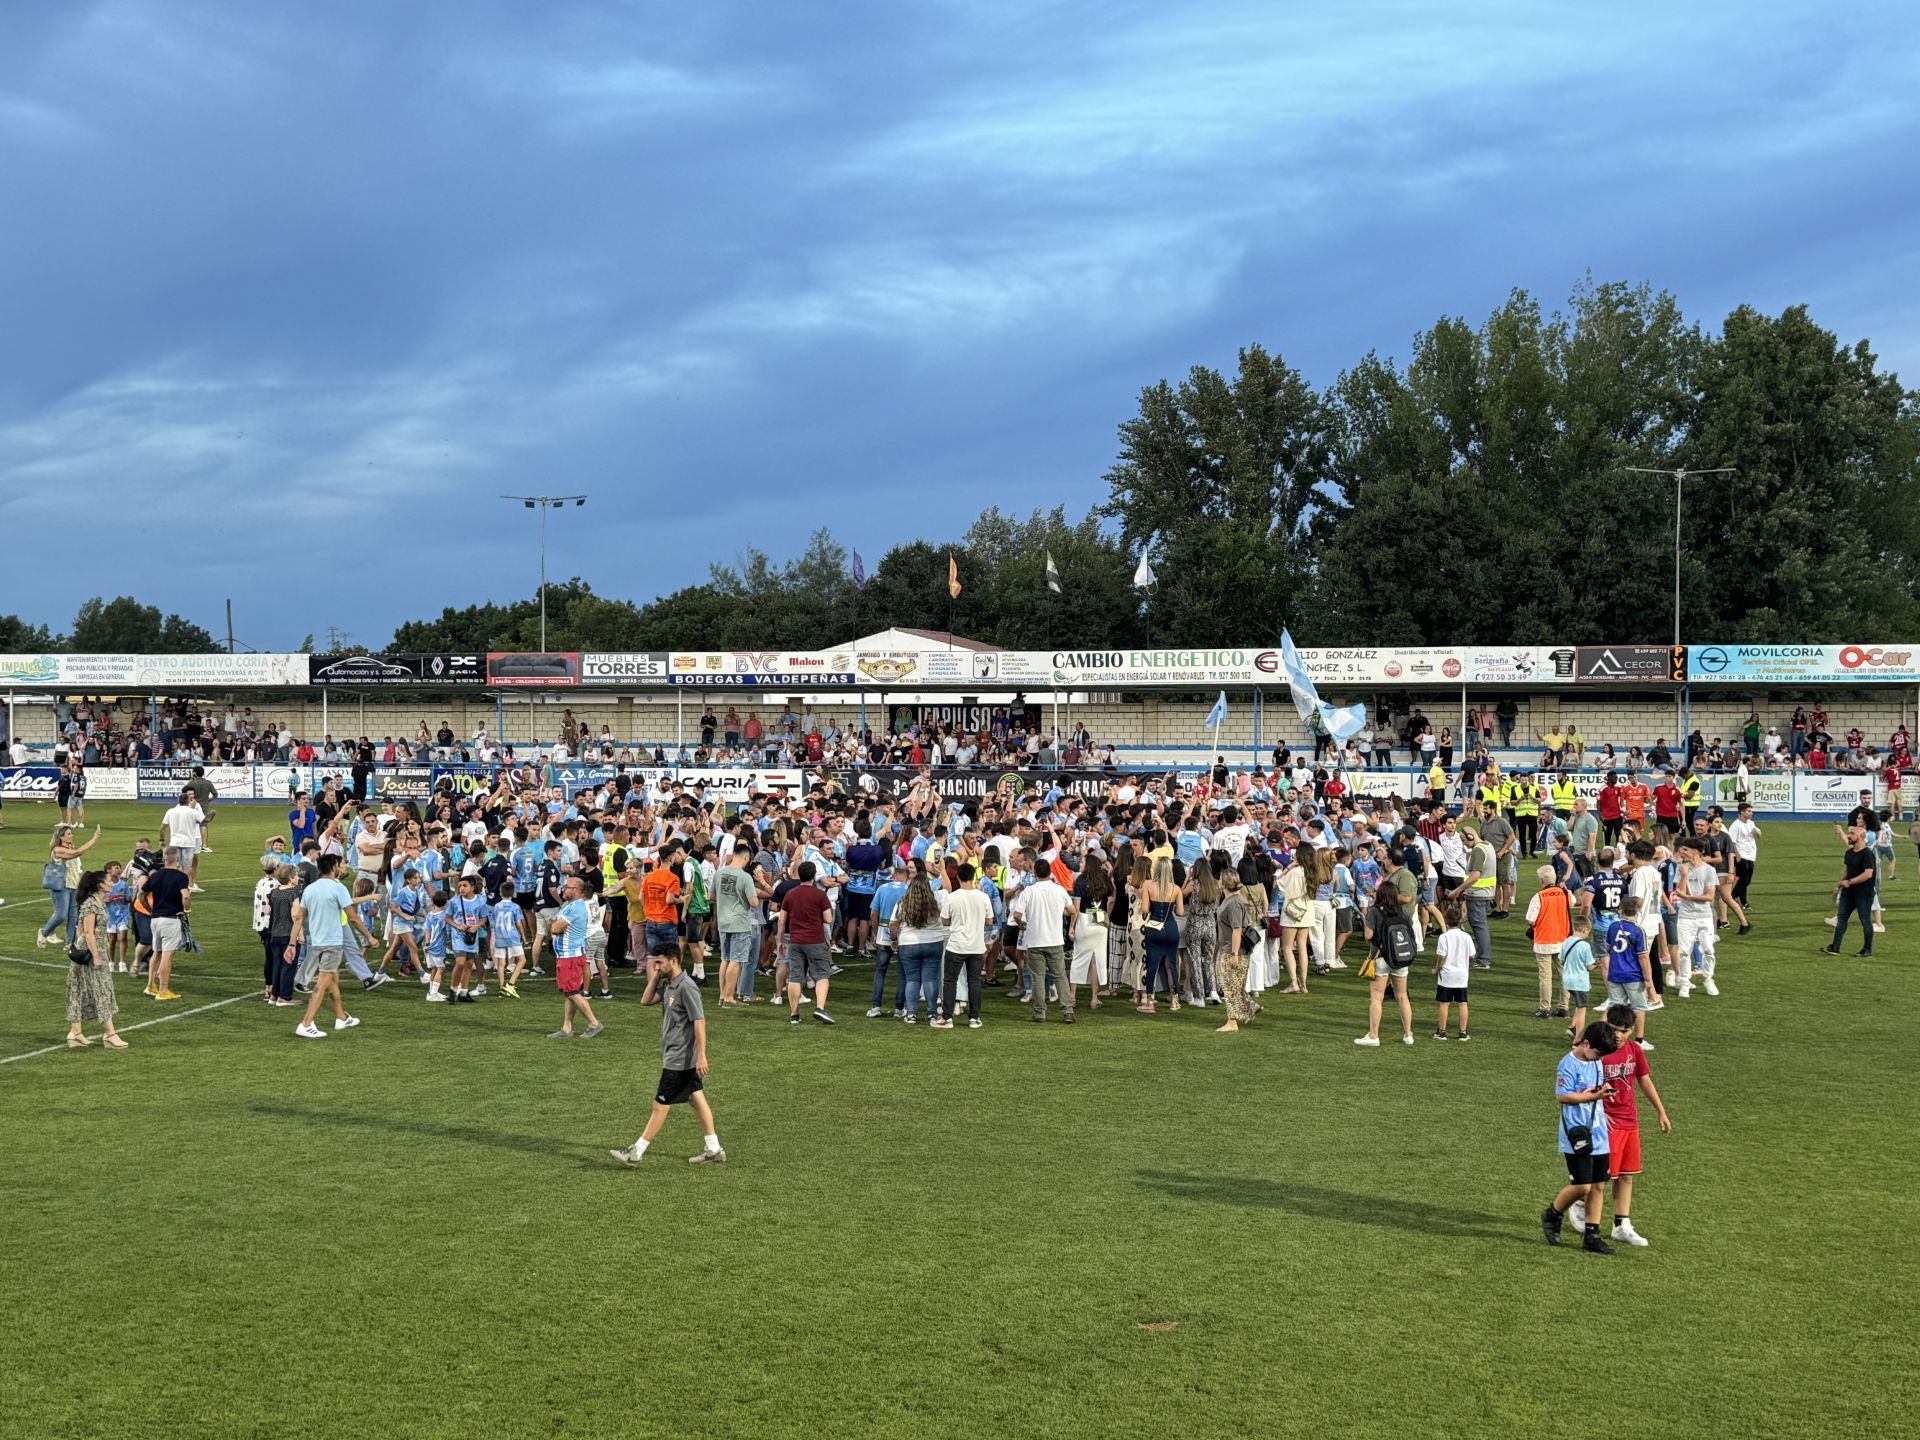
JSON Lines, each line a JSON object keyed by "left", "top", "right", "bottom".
{"left": 868, "top": 867, "right": 909, "bottom": 1017}
{"left": 1559, "top": 913, "right": 1597, "bottom": 1039}
{"left": 1542, "top": 1021, "right": 1619, "bottom": 1254}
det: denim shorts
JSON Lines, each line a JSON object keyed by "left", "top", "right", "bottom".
{"left": 719, "top": 930, "right": 756, "bottom": 966}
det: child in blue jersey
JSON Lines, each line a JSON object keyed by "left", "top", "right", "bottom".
{"left": 1559, "top": 912, "right": 1597, "bottom": 1040}
{"left": 443, "top": 876, "right": 490, "bottom": 1001}
{"left": 383, "top": 868, "right": 425, "bottom": 976}
{"left": 420, "top": 892, "right": 452, "bottom": 1003}
{"left": 867, "top": 866, "right": 909, "bottom": 1018}
{"left": 491, "top": 887, "right": 526, "bottom": 991}
{"left": 1602, "top": 896, "right": 1655, "bottom": 1049}
{"left": 103, "top": 861, "right": 132, "bottom": 970}
{"left": 344, "top": 878, "right": 392, "bottom": 992}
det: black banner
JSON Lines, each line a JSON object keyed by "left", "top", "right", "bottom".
{"left": 376, "top": 765, "right": 436, "bottom": 803}
{"left": 311, "top": 653, "right": 484, "bottom": 686}
{"left": 819, "top": 766, "right": 1121, "bottom": 803}
{"left": 1574, "top": 645, "right": 1687, "bottom": 684}
{"left": 889, "top": 703, "right": 1042, "bottom": 734}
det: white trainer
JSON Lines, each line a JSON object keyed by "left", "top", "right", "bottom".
{"left": 1663, "top": 968, "right": 1676, "bottom": 988}
{"left": 295, "top": 1022, "right": 326, "bottom": 1039}
{"left": 1675, "top": 984, "right": 1690, "bottom": 1000}
{"left": 1702, "top": 977, "right": 1720, "bottom": 997}
{"left": 1353, "top": 1035, "right": 1381, "bottom": 1047}
{"left": 865, "top": 1006, "right": 883, "bottom": 1018}
{"left": 334, "top": 1015, "right": 361, "bottom": 1030}
{"left": 1612, "top": 1223, "right": 1650, "bottom": 1247}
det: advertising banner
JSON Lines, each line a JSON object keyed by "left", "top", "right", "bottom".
{"left": 429, "top": 764, "right": 499, "bottom": 798}
{"left": 1793, "top": 772, "right": 1883, "bottom": 814}
{"left": 137, "top": 763, "right": 253, "bottom": 800}
{"left": 0, "top": 765, "right": 60, "bottom": 800}
{"left": 671, "top": 767, "right": 807, "bottom": 802}
{"left": 85, "top": 769, "right": 139, "bottom": 800}
{"left": 579, "top": 653, "right": 671, "bottom": 685}
{"left": 1574, "top": 646, "right": 1687, "bottom": 684}
{"left": 310, "top": 653, "right": 484, "bottom": 686}
{"left": 376, "top": 765, "right": 436, "bottom": 802}
{"left": 0, "top": 654, "right": 310, "bottom": 688}
{"left": 487, "top": 653, "right": 581, "bottom": 687}
{"left": 1687, "top": 644, "right": 1920, "bottom": 685}
{"left": 1461, "top": 648, "right": 1577, "bottom": 685}
{"left": 1694, "top": 771, "right": 1794, "bottom": 811}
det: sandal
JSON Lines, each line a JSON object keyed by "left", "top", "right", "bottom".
{"left": 103, "top": 1034, "right": 128, "bottom": 1050}
{"left": 67, "top": 1034, "right": 92, "bottom": 1049}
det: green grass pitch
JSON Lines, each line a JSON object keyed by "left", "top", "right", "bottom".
{"left": 2, "top": 800, "right": 1915, "bottom": 1439}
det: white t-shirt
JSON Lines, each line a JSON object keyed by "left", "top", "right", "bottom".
{"left": 163, "top": 802, "right": 205, "bottom": 850}
{"left": 1727, "top": 818, "right": 1760, "bottom": 862}
{"left": 939, "top": 888, "right": 993, "bottom": 954}
{"left": 1213, "top": 823, "right": 1253, "bottom": 866}
{"left": 1628, "top": 865, "right": 1665, "bottom": 926}
{"left": 1436, "top": 929, "right": 1475, "bottom": 987}
{"left": 1021, "top": 878, "right": 1071, "bottom": 948}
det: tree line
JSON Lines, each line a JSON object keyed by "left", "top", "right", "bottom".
{"left": 7, "top": 281, "right": 1916, "bottom": 655}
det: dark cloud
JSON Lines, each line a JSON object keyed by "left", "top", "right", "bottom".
{"left": 1, "top": 0, "right": 1913, "bottom": 647}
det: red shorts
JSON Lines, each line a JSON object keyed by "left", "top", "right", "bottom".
{"left": 556, "top": 957, "right": 587, "bottom": 996}
{"left": 1608, "top": 1126, "right": 1642, "bottom": 1177}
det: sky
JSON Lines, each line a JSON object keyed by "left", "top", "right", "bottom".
{"left": 2, "top": 0, "right": 1916, "bottom": 652}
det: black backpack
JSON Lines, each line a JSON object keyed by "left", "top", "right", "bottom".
{"left": 1381, "top": 915, "right": 1417, "bottom": 968}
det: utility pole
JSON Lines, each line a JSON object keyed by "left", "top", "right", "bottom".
{"left": 225, "top": 598, "right": 235, "bottom": 654}
{"left": 499, "top": 495, "right": 589, "bottom": 650}
{"left": 1622, "top": 466, "right": 1737, "bottom": 645}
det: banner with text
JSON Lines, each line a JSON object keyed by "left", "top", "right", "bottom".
{"left": 1686, "top": 644, "right": 1920, "bottom": 685}
{"left": 310, "top": 653, "right": 484, "bottom": 686}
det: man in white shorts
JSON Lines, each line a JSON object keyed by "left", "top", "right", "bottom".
{"left": 1670, "top": 837, "right": 1721, "bottom": 998}
{"left": 161, "top": 789, "right": 207, "bottom": 894}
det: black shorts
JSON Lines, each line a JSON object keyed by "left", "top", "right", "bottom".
{"left": 655, "top": 1067, "right": 704, "bottom": 1106}
{"left": 1563, "top": 1150, "right": 1608, "bottom": 1185}
{"left": 515, "top": 890, "right": 538, "bottom": 913}
{"left": 1434, "top": 985, "right": 1470, "bottom": 1004}
{"left": 840, "top": 892, "right": 872, "bottom": 922}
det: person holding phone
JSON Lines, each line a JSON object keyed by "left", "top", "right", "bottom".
{"left": 1542, "top": 1021, "right": 1620, "bottom": 1254}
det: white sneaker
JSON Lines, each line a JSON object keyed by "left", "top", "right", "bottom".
{"left": 1646, "top": 996, "right": 1665, "bottom": 1010}
{"left": 1872, "top": 921, "right": 1887, "bottom": 933}
{"left": 294, "top": 1022, "right": 326, "bottom": 1039}
{"left": 693, "top": 965, "right": 706, "bottom": 980}
{"left": 1568, "top": 1199, "right": 1587, "bottom": 1230}
{"left": 1675, "top": 984, "right": 1690, "bottom": 1000}
{"left": 1612, "top": 1222, "right": 1650, "bottom": 1247}
{"left": 470, "top": 984, "right": 487, "bottom": 997}
{"left": 1353, "top": 1035, "right": 1381, "bottom": 1047}
{"left": 425, "top": 991, "right": 448, "bottom": 1003}
{"left": 968, "top": 1018, "right": 983, "bottom": 1029}
{"left": 1702, "top": 977, "right": 1720, "bottom": 996}
{"left": 334, "top": 1015, "right": 360, "bottom": 1030}
{"left": 865, "top": 1006, "right": 883, "bottom": 1018}
{"left": 1402, "top": 1034, "right": 1415, "bottom": 1045}
{"left": 190, "top": 884, "right": 205, "bottom": 894}
{"left": 1663, "top": 968, "right": 1676, "bottom": 989}
{"left": 1822, "top": 916, "right": 1836, "bottom": 926}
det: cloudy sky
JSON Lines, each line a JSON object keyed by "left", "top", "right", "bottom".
{"left": 2, "top": 1, "right": 1915, "bottom": 651}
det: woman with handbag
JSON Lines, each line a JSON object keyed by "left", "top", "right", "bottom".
{"left": 1180, "top": 857, "right": 1222, "bottom": 1006}
{"left": 37, "top": 823, "right": 102, "bottom": 949}
{"left": 1113, "top": 849, "right": 1147, "bottom": 1003}
{"left": 1071, "top": 851, "right": 1114, "bottom": 1011}
{"left": 66, "top": 870, "right": 127, "bottom": 1049}
{"left": 1213, "top": 869, "right": 1253, "bottom": 1032}
{"left": 1136, "top": 857, "right": 1184, "bottom": 1013}
{"left": 1278, "top": 852, "right": 1313, "bottom": 993}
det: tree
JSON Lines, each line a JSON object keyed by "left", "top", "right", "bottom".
{"left": 1104, "top": 344, "right": 1334, "bottom": 643}
{"left": 0, "top": 615, "right": 57, "bottom": 651}
{"left": 69, "top": 597, "right": 219, "bottom": 653}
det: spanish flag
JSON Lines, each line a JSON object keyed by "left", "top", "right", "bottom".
{"left": 948, "top": 553, "right": 961, "bottom": 599}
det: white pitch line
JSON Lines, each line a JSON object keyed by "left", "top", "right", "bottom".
{"left": 0, "top": 987, "right": 259, "bottom": 1066}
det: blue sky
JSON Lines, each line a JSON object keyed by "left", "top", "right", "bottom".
{"left": 2, "top": 1, "right": 1915, "bottom": 651}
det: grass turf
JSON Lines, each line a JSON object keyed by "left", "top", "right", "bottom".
{"left": 1, "top": 801, "right": 1915, "bottom": 1440}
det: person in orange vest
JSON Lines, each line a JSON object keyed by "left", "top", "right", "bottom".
{"left": 1525, "top": 863, "right": 1575, "bottom": 1020}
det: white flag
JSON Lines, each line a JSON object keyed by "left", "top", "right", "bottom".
{"left": 1045, "top": 551, "right": 1062, "bottom": 594}
{"left": 1133, "top": 555, "right": 1155, "bottom": 588}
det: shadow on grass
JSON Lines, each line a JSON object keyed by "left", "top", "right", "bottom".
{"left": 1136, "top": 1170, "right": 1525, "bottom": 1244}
{"left": 250, "top": 1100, "right": 612, "bottom": 1170}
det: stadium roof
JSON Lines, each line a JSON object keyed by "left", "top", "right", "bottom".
{"left": 850, "top": 628, "right": 997, "bottom": 652}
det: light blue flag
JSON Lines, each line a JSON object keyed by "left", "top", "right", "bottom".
{"left": 1203, "top": 690, "right": 1228, "bottom": 728}
{"left": 1279, "top": 631, "right": 1368, "bottom": 743}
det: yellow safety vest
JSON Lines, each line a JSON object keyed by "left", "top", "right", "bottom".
{"left": 1680, "top": 776, "right": 1701, "bottom": 804}
{"left": 1551, "top": 779, "right": 1576, "bottom": 810}
{"left": 1513, "top": 786, "right": 1539, "bottom": 819}
{"left": 1502, "top": 780, "right": 1524, "bottom": 811}
{"left": 1470, "top": 844, "right": 1498, "bottom": 893}
{"left": 1478, "top": 785, "right": 1502, "bottom": 810}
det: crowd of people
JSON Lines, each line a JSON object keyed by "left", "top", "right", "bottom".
{"left": 14, "top": 748, "right": 1907, "bottom": 1201}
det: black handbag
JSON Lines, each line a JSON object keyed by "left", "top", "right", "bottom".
{"left": 68, "top": 943, "right": 93, "bottom": 966}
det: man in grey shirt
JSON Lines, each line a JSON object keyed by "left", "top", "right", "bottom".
{"left": 1567, "top": 799, "right": 1600, "bottom": 880}
{"left": 610, "top": 944, "right": 725, "bottom": 1167}
{"left": 713, "top": 846, "right": 763, "bottom": 1006}
{"left": 1475, "top": 800, "right": 1519, "bottom": 919}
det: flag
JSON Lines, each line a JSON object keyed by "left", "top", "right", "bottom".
{"left": 852, "top": 550, "right": 866, "bottom": 590}
{"left": 1204, "top": 690, "right": 1228, "bottom": 728}
{"left": 947, "top": 554, "right": 961, "bottom": 599}
{"left": 1133, "top": 554, "right": 1155, "bottom": 588}
{"left": 1045, "top": 550, "right": 1062, "bottom": 594}
{"left": 1279, "top": 629, "right": 1368, "bottom": 742}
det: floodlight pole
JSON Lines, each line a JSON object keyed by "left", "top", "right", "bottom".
{"left": 500, "top": 495, "right": 589, "bottom": 650}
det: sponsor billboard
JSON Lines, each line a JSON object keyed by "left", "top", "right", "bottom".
{"left": 84, "top": 769, "right": 139, "bottom": 800}
{"left": 310, "top": 653, "right": 484, "bottom": 686}
{"left": 579, "top": 653, "right": 671, "bottom": 685}
{"left": 1574, "top": 646, "right": 1687, "bottom": 684}
{"left": 486, "top": 653, "right": 581, "bottom": 687}
{"left": 889, "top": 703, "right": 1042, "bottom": 734}
{"left": 822, "top": 766, "right": 1118, "bottom": 803}
{"left": 136, "top": 763, "right": 253, "bottom": 800}
{"left": 0, "top": 654, "right": 310, "bottom": 687}
{"left": 1462, "top": 648, "right": 1577, "bottom": 684}
{"left": 0, "top": 765, "right": 60, "bottom": 799}
{"left": 668, "top": 672, "right": 857, "bottom": 687}
{"left": 1687, "top": 644, "right": 1920, "bottom": 685}
{"left": 1793, "top": 772, "right": 1882, "bottom": 814}
{"left": 376, "top": 765, "right": 436, "bottom": 802}
{"left": 671, "top": 767, "right": 807, "bottom": 802}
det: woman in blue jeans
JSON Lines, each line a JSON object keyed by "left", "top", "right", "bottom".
{"left": 1137, "top": 857, "right": 1184, "bottom": 1014}
{"left": 37, "top": 823, "right": 103, "bottom": 949}
{"left": 889, "top": 876, "right": 947, "bottom": 1023}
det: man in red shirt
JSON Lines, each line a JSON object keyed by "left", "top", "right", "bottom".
{"left": 778, "top": 861, "right": 836, "bottom": 1025}
{"left": 1597, "top": 775, "right": 1625, "bottom": 846}
{"left": 1572, "top": 1002, "right": 1674, "bottom": 1248}
{"left": 1620, "top": 772, "right": 1650, "bottom": 832}
{"left": 1653, "top": 773, "right": 1683, "bottom": 828}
